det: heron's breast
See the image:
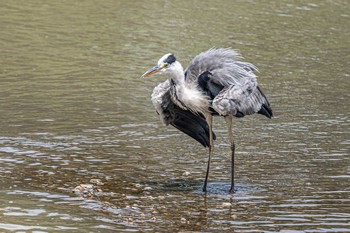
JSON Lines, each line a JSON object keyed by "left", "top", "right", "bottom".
{"left": 172, "top": 86, "right": 210, "bottom": 114}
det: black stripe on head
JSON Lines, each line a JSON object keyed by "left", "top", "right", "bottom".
{"left": 164, "top": 54, "right": 176, "bottom": 65}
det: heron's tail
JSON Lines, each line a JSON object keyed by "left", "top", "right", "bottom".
{"left": 257, "top": 86, "right": 273, "bottom": 118}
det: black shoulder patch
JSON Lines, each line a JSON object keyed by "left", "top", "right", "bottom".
{"left": 164, "top": 54, "right": 176, "bottom": 64}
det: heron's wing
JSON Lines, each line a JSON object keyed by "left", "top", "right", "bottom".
{"left": 212, "top": 78, "right": 273, "bottom": 118}
{"left": 151, "top": 80, "right": 215, "bottom": 148}
{"left": 185, "top": 48, "right": 257, "bottom": 87}
{"left": 185, "top": 48, "right": 272, "bottom": 118}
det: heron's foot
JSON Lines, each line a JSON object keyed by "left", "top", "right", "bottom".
{"left": 229, "top": 186, "right": 236, "bottom": 193}
{"left": 202, "top": 186, "right": 207, "bottom": 192}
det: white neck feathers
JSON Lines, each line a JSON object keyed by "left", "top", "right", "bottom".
{"left": 166, "top": 61, "right": 209, "bottom": 114}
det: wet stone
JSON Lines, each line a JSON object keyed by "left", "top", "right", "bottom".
{"left": 72, "top": 184, "right": 103, "bottom": 197}
{"left": 90, "top": 179, "right": 104, "bottom": 186}
{"left": 222, "top": 202, "right": 232, "bottom": 207}
{"left": 182, "top": 171, "right": 191, "bottom": 176}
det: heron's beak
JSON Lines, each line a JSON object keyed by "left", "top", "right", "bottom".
{"left": 141, "top": 65, "right": 162, "bottom": 78}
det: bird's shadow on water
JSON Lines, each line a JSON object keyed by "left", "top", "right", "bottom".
{"left": 146, "top": 179, "right": 260, "bottom": 196}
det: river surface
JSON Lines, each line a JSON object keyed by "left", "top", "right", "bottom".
{"left": 1, "top": 0, "right": 349, "bottom": 232}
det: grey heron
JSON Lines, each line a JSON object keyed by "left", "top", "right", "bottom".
{"left": 141, "top": 48, "right": 272, "bottom": 193}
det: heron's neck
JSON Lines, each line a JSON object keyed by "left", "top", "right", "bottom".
{"left": 167, "top": 61, "right": 186, "bottom": 87}
{"left": 167, "top": 61, "right": 209, "bottom": 114}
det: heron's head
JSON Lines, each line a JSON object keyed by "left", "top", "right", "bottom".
{"left": 141, "top": 53, "right": 179, "bottom": 78}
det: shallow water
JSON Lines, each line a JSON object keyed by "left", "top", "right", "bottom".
{"left": 1, "top": 0, "right": 349, "bottom": 232}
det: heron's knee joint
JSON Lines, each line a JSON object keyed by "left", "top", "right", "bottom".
{"left": 209, "top": 145, "right": 214, "bottom": 153}
{"left": 231, "top": 142, "right": 235, "bottom": 151}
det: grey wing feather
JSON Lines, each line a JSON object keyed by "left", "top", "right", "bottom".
{"left": 185, "top": 48, "right": 257, "bottom": 86}
{"left": 151, "top": 80, "right": 216, "bottom": 147}
{"left": 212, "top": 77, "right": 272, "bottom": 118}
{"left": 151, "top": 80, "right": 172, "bottom": 125}
{"left": 185, "top": 48, "right": 272, "bottom": 118}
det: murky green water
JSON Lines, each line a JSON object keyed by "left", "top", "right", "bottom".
{"left": 1, "top": 0, "right": 349, "bottom": 232}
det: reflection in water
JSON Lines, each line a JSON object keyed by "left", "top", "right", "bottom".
{"left": 0, "top": 0, "right": 349, "bottom": 232}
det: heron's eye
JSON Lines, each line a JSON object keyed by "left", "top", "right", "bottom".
{"left": 160, "top": 63, "right": 168, "bottom": 69}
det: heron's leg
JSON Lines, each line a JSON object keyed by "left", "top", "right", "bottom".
{"left": 225, "top": 115, "right": 235, "bottom": 193}
{"left": 203, "top": 114, "right": 213, "bottom": 192}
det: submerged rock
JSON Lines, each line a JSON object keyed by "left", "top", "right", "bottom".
{"left": 222, "top": 202, "right": 232, "bottom": 207}
{"left": 72, "top": 184, "right": 103, "bottom": 197}
{"left": 90, "top": 179, "right": 104, "bottom": 186}
{"left": 182, "top": 171, "right": 191, "bottom": 176}
{"left": 180, "top": 217, "right": 188, "bottom": 224}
